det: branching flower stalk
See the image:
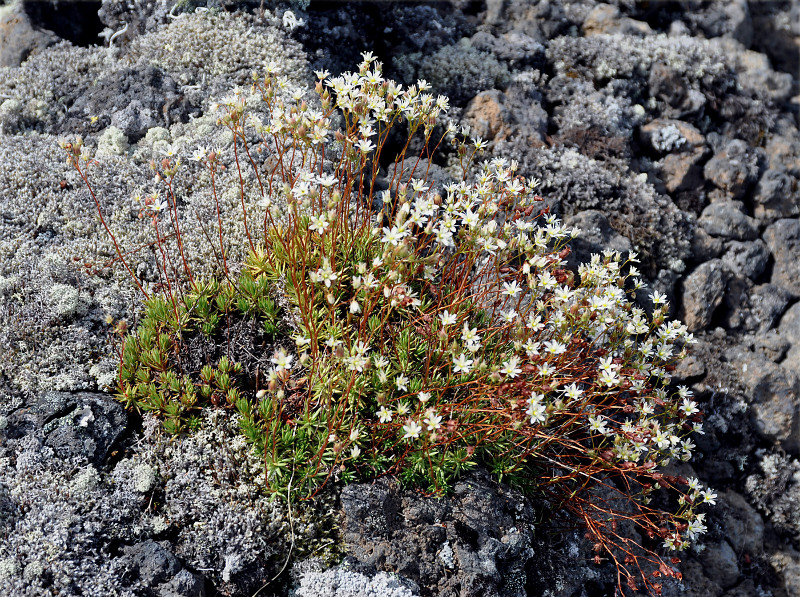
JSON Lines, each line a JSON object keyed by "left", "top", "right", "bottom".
{"left": 69, "top": 53, "right": 713, "bottom": 595}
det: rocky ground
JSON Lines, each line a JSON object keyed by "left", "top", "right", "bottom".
{"left": 0, "top": 0, "right": 798, "bottom": 596}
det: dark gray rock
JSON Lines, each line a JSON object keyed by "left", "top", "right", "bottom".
{"left": 779, "top": 302, "right": 800, "bottom": 377}
{"left": 752, "top": 168, "right": 799, "bottom": 223}
{"left": 778, "top": 301, "right": 800, "bottom": 344}
{"left": 730, "top": 348, "right": 800, "bottom": 453}
{"left": 692, "top": 228, "right": 725, "bottom": 262}
{"left": 158, "top": 568, "right": 206, "bottom": 597}
{"left": 6, "top": 391, "right": 126, "bottom": 465}
{"left": 0, "top": 1, "right": 57, "bottom": 68}
{"left": 123, "top": 540, "right": 183, "bottom": 587}
{"left": 722, "top": 282, "right": 792, "bottom": 333}
{"left": 699, "top": 540, "right": 740, "bottom": 590}
{"left": 719, "top": 490, "right": 764, "bottom": 557}
{"left": 697, "top": 201, "right": 758, "bottom": 241}
{"left": 339, "top": 471, "right": 537, "bottom": 597}
{"left": 680, "top": 259, "right": 731, "bottom": 332}
{"left": 502, "top": 83, "right": 548, "bottom": 144}
{"left": 672, "top": 353, "right": 707, "bottom": 383}
{"left": 764, "top": 219, "right": 800, "bottom": 298}
{"left": 754, "top": 330, "right": 791, "bottom": 362}
{"left": 765, "top": 133, "right": 800, "bottom": 178}
{"left": 703, "top": 139, "right": 760, "bottom": 200}
{"left": 720, "top": 239, "right": 769, "bottom": 280}
{"left": 67, "top": 65, "right": 197, "bottom": 142}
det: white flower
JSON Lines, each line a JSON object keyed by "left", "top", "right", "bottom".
{"left": 453, "top": 353, "right": 473, "bottom": 374}
{"left": 538, "top": 271, "right": 557, "bottom": 290}
{"left": 314, "top": 260, "right": 338, "bottom": 287}
{"left": 423, "top": 411, "right": 442, "bottom": 431}
{"left": 686, "top": 516, "right": 707, "bottom": 540}
{"left": 439, "top": 310, "right": 457, "bottom": 327}
{"left": 588, "top": 415, "right": 608, "bottom": 435}
{"left": 271, "top": 349, "right": 293, "bottom": 372}
{"left": 500, "top": 356, "right": 521, "bottom": 378}
{"left": 350, "top": 445, "right": 361, "bottom": 459}
{"left": 598, "top": 356, "right": 616, "bottom": 373}
{"left": 395, "top": 374, "right": 409, "bottom": 392}
{"left": 381, "top": 226, "right": 405, "bottom": 246}
{"left": 501, "top": 309, "right": 518, "bottom": 324}
{"left": 317, "top": 174, "right": 338, "bottom": 188}
{"left": 461, "top": 324, "right": 479, "bottom": 344}
{"left": 679, "top": 398, "right": 699, "bottom": 417}
{"left": 526, "top": 401, "right": 547, "bottom": 424}
{"left": 502, "top": 281, "right": 522, "bottom": 297}
{"left": 600, "top": 371, "right": 619, "bottom": 388}
{"left": 702, "top": 489, "right": 717, "bottom": 505}
{"left": 651, "top": 290, "right": 668, "bottom": 305}
{"left": 663, "top": 533, "right": 679, "bottom": 551}
{"left": 377, "top": 406, "right": 393, "bottom": 423}
{"left": 349, "top": 300, "right": 361, "bottom": 314}
{"left": 653, "top": 430, "right": 671, "bottom": 449}
{"left": 543, "top": 340, "right": 566, "bottom": 356}
{"left": 418, "top": 391, "right": 432, "bottom": 404}
{"left": 461, "top": 208, "right": 480, "bottom": 228}
{"left": 309, "top": 214, "right": 330, "bottom": 233}
{"left": 191, "top": 146, "right": 209, "bottom": 162}
{"left": 356, "top": 138, "right": 376, "bottom": 153}
{"left": 563, "top": 383, "right": 583, "bottom": 400}
{"left": 402, "top": 420, "right": 423, "bottom": 440}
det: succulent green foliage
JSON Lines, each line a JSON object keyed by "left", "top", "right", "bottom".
{"left": 118, "top": 269, "right": 282, "bottom": 435}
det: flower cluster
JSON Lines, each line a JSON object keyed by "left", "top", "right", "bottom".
{"left": 71, "top": 52, "right": 712, "bottom": 596}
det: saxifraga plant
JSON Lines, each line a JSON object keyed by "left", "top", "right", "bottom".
{"left": 63, "top": 52, "right": 715, "bottom": 595}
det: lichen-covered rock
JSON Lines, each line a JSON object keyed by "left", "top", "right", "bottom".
{"left": 703, "top": 139, "right": 761, "bottom": 200}
{"left": 392, "top": 38, "right": 510, "bottom": 106}
{"left": 752, "top": 168, "right": 799, "bottom": 222}
{"left": 582, "top": 4, "right": 652, "bottom": 37}
{"left": 763, "top": 218, "right": 800, "bottom": 298}
{"left": 680, "top": 260, "right": 731, "bottom": 332}
{"left": 697, "top": 201, "right": 758, "bottom": 241}
{"left": 746, "top": 451, "right": 800, "bottom": 544}
{"left": 729, "top": 348, "right": 800, "bottom": 453}
{"left": 720, "top": 239, "right": 769, "bottom": 280}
